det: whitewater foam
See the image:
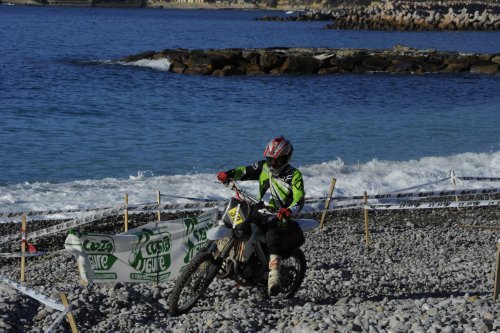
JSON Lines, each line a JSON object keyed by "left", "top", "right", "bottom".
{"left": 1, "top": 151, "right": 499, "bottom": 221}
{"left": 120, "top": 58, "right": 172, "bottom": 71}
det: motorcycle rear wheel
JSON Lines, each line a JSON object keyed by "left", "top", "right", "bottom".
{"left": 277, "top": 248, "right": 307, "bottom": 299}
{"left": 168, "top": 251, "right": 220, "bottom": 316}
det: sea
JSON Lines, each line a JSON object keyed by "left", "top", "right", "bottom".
{"left": 1, "top": 6, "right": 499, "bottom": 218}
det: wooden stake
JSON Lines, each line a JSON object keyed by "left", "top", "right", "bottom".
{"left": 363, "top": 192, "right": 371, "bottom": 246}
{"left": 157, "top": 191, "right": 161, "bottom": 221}
{"left": 451, "top": 170, "right": 459, "bottom": 203}
{"left": 494, "top": 242, "right": 500, "bottom": 301}
{"left": 20, "top": 213, "right": 26, "bottom": 282}
{"left": 124, "top": 193, "right": 129, "bottom": 232}
{"left": 60, "top": 292, "right": 79, "bottom": 333}
{"left": 320, "top": 178, "right": 337, "bottom": 229}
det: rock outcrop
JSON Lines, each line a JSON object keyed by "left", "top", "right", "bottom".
{"left": 121, "top": 45, "right": 500, "bottom": 76}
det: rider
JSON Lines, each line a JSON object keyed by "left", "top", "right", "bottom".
{"left": 216, "top": 136, "right": 305, "bottom": 296}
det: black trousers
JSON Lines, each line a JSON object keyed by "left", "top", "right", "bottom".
{"left": 254, "top": 214, "right": 303, "bottom": 256}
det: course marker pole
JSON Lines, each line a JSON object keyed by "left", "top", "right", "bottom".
{"left": 60, "top": 292, "right": 79, "bottom": 333}
{"left": 20, "top": 213, "right": 26, "bottom": 282}
{"left": 450, "top": 170, "right": 459, "bottom": 203}
{"left": 124, "top": 193, "right": 129, "bottom": 232}
{"left": 157, "top": 191, "right": 161, "bottom": 221}
{"left": 363, "top": 192, "right": 371, "bottom": 246}
{"left": 494, "top": 241, "right": 500, "bottom": 301}
{"left": 320, "top": 178, "right": 336, "bottom": 228}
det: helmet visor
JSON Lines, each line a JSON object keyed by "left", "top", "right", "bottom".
{"left": 266, "top": 156, "right": 288, "bottom": 169}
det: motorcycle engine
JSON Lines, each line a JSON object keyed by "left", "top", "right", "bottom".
{"left": 239, "top": 254, "right": 261, "bottom": 282}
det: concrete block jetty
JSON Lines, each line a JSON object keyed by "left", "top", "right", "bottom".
{"left": 121, "top": 45, "right": 500, "bottom": 76}
{"left": 257, "top": 1, "right": 500, "bottom": 31}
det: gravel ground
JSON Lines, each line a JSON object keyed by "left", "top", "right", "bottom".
{"left": 0, "top": 203, "right": 499, "bottom": 332}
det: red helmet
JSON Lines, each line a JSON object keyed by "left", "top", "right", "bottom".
{"left": 263, "top": 136, "right": 293, "bottom": 174}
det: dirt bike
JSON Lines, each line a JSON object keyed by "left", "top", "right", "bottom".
{"left": 168, "top": 180, "right": 319, "bottom": 316}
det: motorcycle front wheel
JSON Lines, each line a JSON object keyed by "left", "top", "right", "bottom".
{"left": 168, "top": 251, "right": 221, "bottom": 316}
{"left": 277, "top": 248, "right": 307, "bottom": 299}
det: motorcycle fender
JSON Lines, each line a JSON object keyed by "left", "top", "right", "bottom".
{"left": 296, "top": 219, "right": 319, "bottom": 232}
{"left": 207, "top": 225, "right": 232, "bottom": 240}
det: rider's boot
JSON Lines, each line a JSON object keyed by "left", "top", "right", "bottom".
{"left": 268, "top": 254, "right": 280, "bottom": 296}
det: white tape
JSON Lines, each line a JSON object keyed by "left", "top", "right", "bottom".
{"left": 458, "top": 177, "right": 500, "bottom": 181}
{"left": 367, "top": 199, "right": 500, "bottom": 210}
{"left": 0, "top": 275, "right": 65, "bottom": 312}
{"left": 0, "top": 252, "right": 48, "bottom": 258}
{"left": 0, "top": 206, "right": 124, "bottom": 245}
{"left": 133, "top": 200, "right": 224, "bottom": 212}
{"left": 306, "top": 187, "right": 500, "bottom": 204}
{"left": 45, "top": 307, "right": 71, "bottom": 333}
{"left": 0, "top": 207, "right": 114, "bottom": 219}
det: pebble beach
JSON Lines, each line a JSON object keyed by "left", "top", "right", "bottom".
{"left": 1, "top": 201, "right": 499, "bottom": 332}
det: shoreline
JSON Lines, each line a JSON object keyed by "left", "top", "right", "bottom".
{"left": 0, "top": 205, "right": 499, "bottom": 331}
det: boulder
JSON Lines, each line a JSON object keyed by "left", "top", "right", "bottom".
{"left": 280, "top": 56, "right": 321, "bottom": 74}
{"left": 362, "top": 57, "right": 391, "bottom": 71}
{"left": 212, "top": 65, "right": 246, "bottom": 77}
{"left": 470, "top": 62, "right": 500, "bottom": 74}
{"left": 259, "top": 52, "right": 285, "bottom": 71}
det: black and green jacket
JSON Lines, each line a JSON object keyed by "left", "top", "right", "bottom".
{"left": 225, "top": 160, "right": 305, "bottom": 213}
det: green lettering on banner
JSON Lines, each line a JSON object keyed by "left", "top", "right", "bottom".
{"left": 182, "top": 216, "right": 214, "bottom": 264}
{"left": 81, "top": 235, "right": 118, "bottom": 272}
{"left": 128, "top": 228, "right": 172, "bottom": 282}
{"left": 88, "top": 254, "right": 118, "bottom": 271}
{"left": 130, "top": 272, "right": 171, "bottom": 282}
{"left": 94, "top": 272, "right": 117, "bottom": 279}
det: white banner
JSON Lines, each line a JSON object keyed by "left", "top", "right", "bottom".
{"left": 64, "top": 209, "right": 218, "bottom": 284}
{"left": 367, "top": 199, "right": 500, "bottom": 210}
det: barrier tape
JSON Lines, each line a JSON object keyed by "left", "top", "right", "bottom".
{"left": 1, "top": 181, "right": 498, "bottom": 245}
{"left": 0, "top": 206, "right": 125, "bottom": 245}
{"left": 0, "top": 207, "right": 112, "bottom": 219}
{"left": 0, "top": 251, "right": 48, "bottom": 258}
{"left": 0, "top": 201, "right": 224, "bottom": 246}
{"left": 367, "top": 199, "right": 500, "bottom": 210}
{"left": 0, "top": 275, "right": 65, "bottom": 312}
{"left": 133, "top": 200, "right": 223, "bottom": 212}
{"left": 45, "top": 307, "right": 71, "bottom": 333}
{"left": 306, "top": 187, "right": 500, "bottom": 204}
{"left": 458, "top": 177, "right": 500, "bottom": 181}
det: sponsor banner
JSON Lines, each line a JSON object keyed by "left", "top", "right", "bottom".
{"left": 64, "top": 209, "right": 218, "bottom": 284}
{"left": 0, "top": 275, "right": 65, "bottom": 312}
{"left": 366, "top": 199, "right": 500, "bottom": 210}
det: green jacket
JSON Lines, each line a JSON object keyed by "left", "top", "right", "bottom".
{"left": 225, "top": 160, "right": 305, "bottom": 213}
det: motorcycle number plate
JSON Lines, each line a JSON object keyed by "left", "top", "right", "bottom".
{"left": 228, "top": 207, "right": 244, "bottom": 225}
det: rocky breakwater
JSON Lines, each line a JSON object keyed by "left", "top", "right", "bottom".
{"left": 121, "top": 45, "right": 500, "bottom": 76}
{"left": 325, "top": 0, "right": 500, "bottom": 31}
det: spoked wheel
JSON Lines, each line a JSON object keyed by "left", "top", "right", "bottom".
{"left": 168, "top": 251, "right": 221, "bottom": 316}
{"left": 276, "top": 248, "right": 306, "bottom": 299}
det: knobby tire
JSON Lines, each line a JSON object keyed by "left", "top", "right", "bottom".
{"left": 168, "top": 251, "right": 219, "bottom": 316}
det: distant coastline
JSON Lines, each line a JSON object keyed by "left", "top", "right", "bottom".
{"left": 1, "top": 0, "right": 316, "bottom": 10}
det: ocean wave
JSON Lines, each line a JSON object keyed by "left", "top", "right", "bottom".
{"left": 1, "top": 151, "right": 499, "bottom": 218}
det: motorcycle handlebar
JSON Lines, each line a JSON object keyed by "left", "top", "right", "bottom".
{"left": 223, "top": 179, "right": 261, "bottom": 205}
